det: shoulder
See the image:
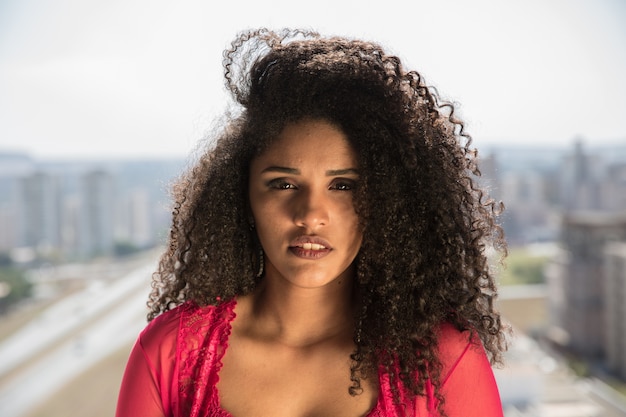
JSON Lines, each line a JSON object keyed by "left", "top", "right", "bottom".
{"left": 435, "top": 322, "right": 477, "bottom": 355}
{"left": 138, "top": 304, "right": 187, "bottom": 358}
{"left": 139, "top": 299, "right": 236, "bottom": 353}
{"left": 435, "top": 322, "right": 489, "bottom": 384}
{"left": 435, "top": 323, "right": 503, "bottom": 411}
{"left": 433, "top": 323, "right": 503, "bottom": 415}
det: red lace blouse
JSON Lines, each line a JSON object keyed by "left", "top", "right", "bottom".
{"left": 116, "top": 299, "right": 503, "bottom": 417}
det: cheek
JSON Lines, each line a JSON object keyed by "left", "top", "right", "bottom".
{"left": 345, "top": 213, "right": 363, "bottom": 248}
{"left": 251, "top": 195, "right": 281, "bottom": 223}
{"left": 249, "top": 189, "right": 271, "bottom": 222}
{"left": 250, "top": 201, "right": 281, "bottom": 246}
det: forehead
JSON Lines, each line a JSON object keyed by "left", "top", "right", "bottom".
{"left": 254, "top": 119, "right": 358, "bottom": 168}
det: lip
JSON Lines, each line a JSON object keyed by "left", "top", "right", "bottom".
{"left": 289, "top": 236, "right": 332, "bottom": 250}
{"left": 289, "top": 236, "right": 333, "bottom": 259}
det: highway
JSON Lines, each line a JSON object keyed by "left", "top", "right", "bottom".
{"left": 0, "top": 261, "right": 152, "bottom": 416}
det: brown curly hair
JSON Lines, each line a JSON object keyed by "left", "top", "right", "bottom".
{"left": 148, "top": 28, "right": 508, "bottom": 413}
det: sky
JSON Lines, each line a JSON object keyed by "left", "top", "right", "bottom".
{"left": 0, "top": 0, "right": 625, "bottom": 159}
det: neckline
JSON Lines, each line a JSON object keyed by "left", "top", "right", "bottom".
{"left": 212, "top": 298, "right": 383, "bottom": 417}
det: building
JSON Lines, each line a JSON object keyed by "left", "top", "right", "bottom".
{"left": 499, "top": 171, "right": 559, "bottom": 244}
{"left": 17, "top": 172, "right": 62, "bottom": 254}
{"left": 559, "top": 140, "right": 603, "bottom": 211}
{"left": 116, "top": 189, "right": 154, "bottom": 249}
{"left": 604, "top": 241, "right": 626, "bottom": 380}
{"left": 548, "top": 212, "right": 626, "bottom": 361}
{"left": 79, "top": 170, "right": 115, "bottom": 257}
{"left": 0, "top": 205, "right": 17, "bottom": 252}
{"left": 602, "top": 163, "right": 626, "bottom": 211}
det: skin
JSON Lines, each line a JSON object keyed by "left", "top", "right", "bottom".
{"left": 217, "top": 119, "right": 376, "bottom": 417}
{"left": 249, "top": 118, "right": 363, "bottom": 291}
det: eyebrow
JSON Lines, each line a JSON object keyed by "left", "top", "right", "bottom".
{"left": 261, "top": 166, "right": 359, "bottom": 176}
{"left": 325, "top": 168, "right": 359, "bottom": 176}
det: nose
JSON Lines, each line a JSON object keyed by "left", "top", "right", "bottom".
{"left": 293, "top": 188, "right": 329, "bottom": 230}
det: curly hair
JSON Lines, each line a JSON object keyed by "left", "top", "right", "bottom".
{"left": 148, "top": 28, "right": 508, "bottom": 413}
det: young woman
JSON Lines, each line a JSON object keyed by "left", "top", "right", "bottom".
{"left": 116, "top": 28, "right": 508, "bottom": 417}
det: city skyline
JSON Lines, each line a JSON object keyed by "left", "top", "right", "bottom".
{"left": 1, "top": 133, "right": 626, "bottom": 415}
{"left": 2, "top": 136, "right": 625, "bottom": 261}
{"left": 1, "top": 0, "right": 625, "bottom": 159}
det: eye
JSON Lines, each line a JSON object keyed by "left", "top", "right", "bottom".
{"left": 330, "top": 179, "right": 357, "bottom": 191}
{"left": 267, "top": 178, "right": 297, "bottom": 190}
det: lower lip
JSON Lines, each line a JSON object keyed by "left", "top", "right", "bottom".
{"left": 289, "top": 247, "right": 332, "bottom": 259}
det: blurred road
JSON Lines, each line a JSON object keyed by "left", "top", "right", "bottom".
{"left": 0, "top": 262, "right": 151, "bottom": 416}
{"left": 495, "top": 330, "right": 626, "bottom": 416}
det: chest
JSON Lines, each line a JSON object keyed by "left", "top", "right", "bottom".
{"left": 216, "top": 338, "right": 379, "bottom": 417}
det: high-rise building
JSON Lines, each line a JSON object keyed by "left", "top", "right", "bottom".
{"left": 548, "top": 212, "right": 626, "bottom": 360}
{"left": 116, "top": 188, "right": 153, "bottom": 249}
{"left": 602, "top": 163, "right": 626, "bottom": 211}
{"left": 0, "top": 205, "right": 17, "bottom": 252}
{"left": 559, "top": 141, "right": 603, "bottom": 211}
{"left": 17, "top": 172, "right": 62, "bottom": 253}
{"left": 497, "top": 170, "right": 558, "bottom": 244}
{"left": 80, "top": 170, "right": 115, "bottom": 257}
{"left": 604, "top": 241, "right": 626, "bottom": 380}
{"left": 60, "top": 195, "right": 81, "bottom": 257}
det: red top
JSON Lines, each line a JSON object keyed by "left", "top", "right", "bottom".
{"left": 116, "top": 299, "right": 503, "bottom": 417}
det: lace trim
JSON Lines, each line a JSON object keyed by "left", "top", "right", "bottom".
{"left": 174, "top": 298, "right": 424, "bottom": 417}
{"left": 177, "top": 300, "right": 236, "bottom": 417}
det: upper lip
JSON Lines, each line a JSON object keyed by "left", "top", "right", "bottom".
{"left": 289, "top": 236, "right": 332, "bottom": 250}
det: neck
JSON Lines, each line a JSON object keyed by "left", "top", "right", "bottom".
{"left": 246, "top": 271, "right": 357, "bottom": 348}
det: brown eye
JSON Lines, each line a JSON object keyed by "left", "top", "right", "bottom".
{"left": 331, "top": 179, "right": 357, "bottom": 191}
{"left": 267, "top": 179, "right": 297, "bottom": 190}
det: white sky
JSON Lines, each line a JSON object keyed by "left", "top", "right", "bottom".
{"left": 0, "top": 0, "right": 625, "bottom": 159}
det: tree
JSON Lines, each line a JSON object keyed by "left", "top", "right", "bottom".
{"left": 0, "top": 267, "right": 32, "bottom": 313}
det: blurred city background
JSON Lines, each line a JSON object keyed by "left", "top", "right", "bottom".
{"left": 1, "top": 0, "right": 625, "bottom": 416}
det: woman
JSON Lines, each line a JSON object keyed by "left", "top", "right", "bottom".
{"left": 116, "top": 28, "right": 508, "bottom": 417}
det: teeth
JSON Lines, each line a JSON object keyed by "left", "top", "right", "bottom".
{"left": 301, "top": 243, "right": 325, "bottom": 250}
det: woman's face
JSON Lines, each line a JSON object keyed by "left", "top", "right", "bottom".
{"left": 249, "top": 118, "right": 363, "bottom": 289}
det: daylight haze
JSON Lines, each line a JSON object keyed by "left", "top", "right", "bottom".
{"left": 2, "top": 2, "right": 626, "bottom": 416}
{"left": 1, "top": 0, "right": 625, "bottom": 159}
